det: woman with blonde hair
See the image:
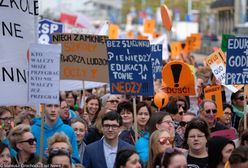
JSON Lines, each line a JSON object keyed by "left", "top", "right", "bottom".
{"left": 8, "top": 124, "right": 39, "bottom": 166}
{"left": 147, "top": 129, "right": 175, "bottom": 168}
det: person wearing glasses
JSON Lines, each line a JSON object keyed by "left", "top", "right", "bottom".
{"left": 83, "top": 112, "right": 133, "bottom": 168}
{"left": 184, "top": 118, "right": 209, "bottom": 168}
{"left": 160, "top": 148, "right": 187, "bottom": 168}
{"left": 135, "top": 112, "right": 174, "bottom": 165}
{"left": 31, "top": 104, "right": 79, "bottom": 163}
{"left": 0, "top": 107, "right": 14, "bottom": 136}
{"left": 219, "top": 104, "right": 234, "bottom": 129}
{"left": 147, "top": 129, "right": 175, "bottom": 168}
{"left": 175, "top": 112, "right": 196, "bottom": 148}
{"left": 199, "top": 100, "right": 227, "bottom": 133}
{"left": 231, "top": 89, "right": 246, "bottom": 130}
{"left": 8, "top": 124, "right": 40, "bottom": 166}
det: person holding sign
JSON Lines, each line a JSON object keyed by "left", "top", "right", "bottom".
{"left": 31, "top": 104, "right": 79, "bottom": 163}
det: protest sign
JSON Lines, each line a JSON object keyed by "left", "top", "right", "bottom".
{"left": 52, "top": 33, "right": 109, "bottom": 82}
{"left": 109, "top": 24, "right": 119, "bottom": 39}
{"left": 60, "top": 80, "right": 106, "bottom": 91}
{"left": 160, "top": 4, "right": 172, "bottom": 31}
{"left": 226, "top": 37, "right": 248, "bottom": 85}
{"left": 170, "top": 42, "right": 182, "bottom": 58}
{"left": 206, "top": 49, "right": 243, "bottom": 92}
{"left": 151, "top": 44, "right": 163, "bottom": 79}
{"left": 0, "top": 0, "right": 38, "bottom": 105}
{"left": 29, "top": 44, "right": 61, "bottom": 104}
{"left": 39, "top": 19, "right": 64, "bottom": 44}
{"left": 191, "top": 33, "right": 201, "bottom": 49}
{"left": 143, "top": 19, "right": 155, "bottom": 34}
{"left": 204, "top": 85, "right": 223, "bottom": 118}
{"left": 106, "top": 39, "right": 154, "bottom": 96}
{"left": 162, "top": 61, "right": 196, "bottom": 96}
{"left": 221, "top": 34, "right": 235, "bottom": 52}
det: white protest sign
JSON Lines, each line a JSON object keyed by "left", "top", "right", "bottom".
{"left": 29, "top": 44, "right": 61, "bottom": 104}
{"left": 206, "top": 49, "right": 243, "bottom": 93}
{"left": 0, "top": 0, "right": 38, "bottom": 105}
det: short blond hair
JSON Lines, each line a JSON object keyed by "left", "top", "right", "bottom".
{"left": 8, "top": 124, "right": 31, "bottom": 149}
{"left": 48, "top": 133, "right": 72, "bottom": 154}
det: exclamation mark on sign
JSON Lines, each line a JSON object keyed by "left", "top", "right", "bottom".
{"left": 171, "top": 64, "right": 182, "bottom": 87}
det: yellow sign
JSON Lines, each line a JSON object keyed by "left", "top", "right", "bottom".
{"left": 162, "top": 61, "right": 196, "bottom": 96}
{"left": 191, "top": 33, "right": 201, "bottom": 49}
{"left": 204, "top": 85, "right": 223, "bottom": 118}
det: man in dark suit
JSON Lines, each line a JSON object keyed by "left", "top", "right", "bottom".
{"left": 83, "top": 111, "right": 133, "bottom": 168}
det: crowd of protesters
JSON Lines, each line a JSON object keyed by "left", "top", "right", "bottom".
{"left": 0, "top": 57, "right": 248, "bottom": 168}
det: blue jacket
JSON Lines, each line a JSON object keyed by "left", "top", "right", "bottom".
{"left": 83, "top": 138, "right": 134, "bottom": 168}
{"left": 31, "top": 117, "right": 80, "bottom": 163}
{"left": 135, "top": 132, "right": 149, "bottom": 164}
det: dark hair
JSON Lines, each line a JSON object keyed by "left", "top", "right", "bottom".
{"left": 184, "top": 118, "right": 210, "bottom": 148}
{"left": 85, "top": 95, "right": 102, "bottom": 123}
{"left": 223, "top": 103, "right": 233, "bottom": 113}
{"left": 241, "top": 130, "right": 248, "bottom": 146}
{"left": 161, "top": 148, "right": 184, "bottom": 168}
{"left": 229, "top": 146, "right": 248, "bottom": 165}
{"left": 47, "top": 148, "right": 72, "bottom": 165}
{"left": 166, "top": 101, "right": 179, "bottom": 115}
{"left": 136, "top": 101, "right": 152, "bottom": 116}
{"left": 116, "top": 101, "right": 133, "bottom": 114}
{"left": 208, "top": 136, "right": 235, "bottom": 168}
{"left": 0, "top": 106, "right": 11, "bottom": 117}
{"left": 231, "top": 89, "right": 243, "bottom": 103}
{"left": 115, "top": 149, "right": 138, "bottom": 168}
{"left": 70, "top": 118, "right": 88, "bottom": 128}
{"left": 65, "top": 91, "right": 77, "bottom": 109}
{"left": 0, "top": 142, "right": 10, "bottom": 155}
{"left": 147, "top": 112, "right": 171, "bottom": 135}
{"left": 101, "top": 111, "right": 122, "bottom": 126}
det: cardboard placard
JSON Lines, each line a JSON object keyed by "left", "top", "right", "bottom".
{"left": 226, "top": 37, "right": 248, "bottom": 85}
{"left": 162, "top": 61, "right": 196, "bottom": 96}
{"left": 151, "top": 44, "right": 163, "bottom": 80}
{"left": 29, "top": 44, "right": 61, "bottom": 104}
{"left": 106, "top": 39, "right": 154, "bottom": 96}
{"left": 109, "top": 24, "right": 119, "bottom": 39}
{"left": 204, "top": 85, "right": 223, "bottom": 118}
{"left": 206, "top": 49, "right": 243, "bottom": 93}
{"left": 191, "top": 33, "right": 201, "bottom": 49}
{"left": 143, "top": 19, "right": 155, "bottom": 34}
{"left": 52, "top": 33, "right": 109, "bottom": 82}
{"left": 170, "top": 42, "right": 182, "bottom": 58}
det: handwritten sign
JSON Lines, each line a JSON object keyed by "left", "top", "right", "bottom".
{"left": 151, "top": 44, "right": 163, "bottom": 79}
{"left": 106, "top": 39, "right": 154, "bottom": 96}
{"left": 226, "top": 37, "right": 248, "bottom": 84}
{"left": 206, "top": 49, "right": 243, "bottom": 92}
{"left": 29, "top": 44, "right": 61, "bottom": 104}
{"left": 162, "top": 61, "right": 196, "bottom": 96}
{"left": 39, "top": 19, "right": 64, "bottom": 44}
{"left": 52, "top": 33, "right": 109, "bottom": 82}
{"left": 0, "top": 0, "right": 38, "bottom": 105}
{"left": 204, "top": 85, "right": 223, "bottom": 118}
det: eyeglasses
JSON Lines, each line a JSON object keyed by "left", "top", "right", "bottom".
{"left": 18, "top": 138, "right": 36, "bottom": 145}
{"left": 161, "top": 120, "right": 174, "bottom": 126}
{"left": 158, "top": 137, "right": 174, "bottom": 145}
{"left": 0, "top": 117, "right": 13, "bottom": 121}
{"left": 107, "top": 100, "right": 119, "bottom": 104}
{"left": 179, "top": 121, "right": 189, "bottom": 127}
{"left": 49, "top": 148, "right": 71, "bottom": 157}
{"left": 205, "top": 109, "right": 217, "bottom": 114}
{"left": 236, "top": 96, "right": 244, "bottom": 101}
{"left": 103, "top": 124, "right": 119, "bottom": 130}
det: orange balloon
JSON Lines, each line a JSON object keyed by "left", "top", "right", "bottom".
{"left": 160, "top": 4, "right": 172, "bottom": 31}
{"left": 154, "top": 92, "right": 169, "bottom": 109}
